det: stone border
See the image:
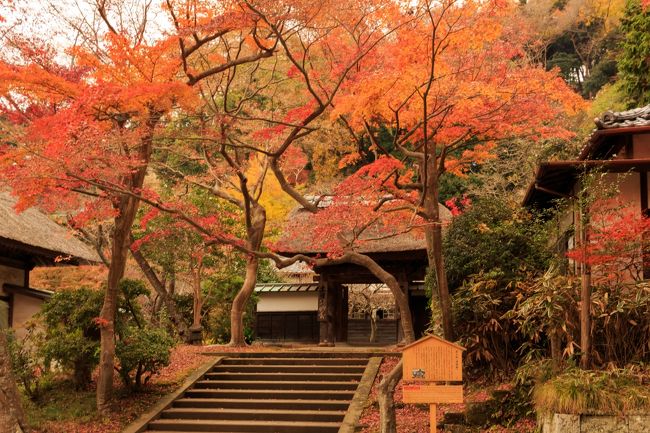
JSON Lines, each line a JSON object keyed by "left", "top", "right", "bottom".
{"left": 540, "top": 413, "right": 650, "bottom": 433}
{"left": 339, "top": 356, "right": 383, "bottom": 433}
{"left": 121, "top": 355, "right": 222, "bottom": 433}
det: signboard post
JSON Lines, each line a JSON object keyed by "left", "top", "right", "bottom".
{"left": 401, "top": 335, "right": 465, "bottom": 433}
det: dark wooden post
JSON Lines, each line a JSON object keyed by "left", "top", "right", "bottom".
{"left": 318, "top": 279, "right": 329, "bottom": 346}
{"left": 326, "top": 282, "right": 337, "bottom": 346}
{"left": 341, "top": 285, "right": 349, "bottom": 342}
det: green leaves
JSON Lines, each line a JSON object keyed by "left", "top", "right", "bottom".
{"left": 115, "top": 325, "right": 174, "bottom": 391}
{"left": 619, "top": 0, "right": 650, "bottom": 107}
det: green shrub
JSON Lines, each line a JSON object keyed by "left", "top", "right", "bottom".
{"left": 443, "top": 199, "right": 551, "bottom": 291}
{"left": 5, "top": 328, "right": 46, "bottom": 401}
{"left": 115, "top": 325, "right": 174, "bottom": 391}
{"left": 38, "top": 288, "right": 103, "bottom": 390}
{"left": 35, "top": 279, "right": 175, "bottom": 392}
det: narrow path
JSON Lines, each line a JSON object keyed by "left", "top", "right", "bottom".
{"left": 136, "top": 352, "right": 381, "bottom": 433}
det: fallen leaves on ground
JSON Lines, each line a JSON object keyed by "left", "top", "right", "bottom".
{"left": 27, "top": 344, "right": 214, "bottom": 433}
{"left": 360, "top": 357, "right": 535, "bottom": 433}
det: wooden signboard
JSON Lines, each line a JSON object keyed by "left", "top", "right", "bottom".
{"left": 403, "top": 384, "right": 464, "bottom": 404}
{"left": 401, "top": 335, "right": 465, "bottom": 433}
{"left": 402, "top": 335, "right": 464, "bottom": 382}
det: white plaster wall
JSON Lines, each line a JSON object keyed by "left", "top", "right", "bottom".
{"left": 256, "top": 292, "right": 318, "bottom": 312}
{"left": 11, "top": 294, "right": 43, "bottom": 339}
{"left": 0, "top": 264, "right": 25, "bottom": 296}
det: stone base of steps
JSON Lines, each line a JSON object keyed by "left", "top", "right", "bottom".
{"left": 126, "top": 352, "right": 382, "bottom": 433}
{"left": 147, "top": 419, "right": 341, "bottom": 433}
{"left": 172, "top": 398, "right": 351, "bottom": 411}
{"left": 192, "top": 379, "right": 359, "bottom": 390}
{"left": 160, "top": 408, "right": 346, "bottom": 422}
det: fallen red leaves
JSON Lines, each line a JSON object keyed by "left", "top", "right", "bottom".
{"left": 360, "top": 357, "right": 535, "bottom": 433}
{"left": 27, "top": 345, "right": 213, "bottom": 433}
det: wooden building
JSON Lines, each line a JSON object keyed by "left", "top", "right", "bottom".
{"left": 266, "top": 196, "right": 452, "bottom": 346}
{"left": 524, "top": 105, "right": 650, "bottom": 274}
{"left": 0, "top": 193, "right": 99, "bottom": 338}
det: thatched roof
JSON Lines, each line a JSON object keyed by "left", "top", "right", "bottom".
{"left": 275, "top": 197, "right": 452, "bottom": 256}
{"left": 0, "top": 193, "right": 100, "bottom": 266}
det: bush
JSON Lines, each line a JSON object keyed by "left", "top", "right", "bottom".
{"left": 452, "top": 271, "right": 526, "bottom": 374}
{"left": 35, "top": 279, "right": 175, "bottom": 392}
{"left": 115, "top": 325, "right": 174, "bottom": 391}
{"left": 38, "top": 288, "right": 103, "bottom": 390}
{"left": 5, "top": 328, "right": 46, "bottom": 401}
{"left": 443, "top": 199, "right": 551, "bottom": 291}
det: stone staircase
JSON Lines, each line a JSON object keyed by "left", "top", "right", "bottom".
{"left": 142, "top": 352, "right": 375, "bottom": 433}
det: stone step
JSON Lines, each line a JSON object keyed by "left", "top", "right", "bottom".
{"left": 172, "top": 398, "right": 351, "bottom": 411}
{"left": 211, "top": 364, "right": 366, "bottom": 374}
{"left": 192, "top": 380, "right": 359, "bottom": 391}
{"left": 202, "top": 352, "right": 377, "bottom": 359}
{"left": 204, "top": 372, "right": 363, "bottom": 382}
{"left": 183, "top": 388, "right": 356, "bottom": 400}
{"left": 160, "top": 408, "right": 346, "bottom": 422}
{"left": 220, "top": 357, "right": 368, "bottom": 366}
{"left": 147, "top": 419, "right": 341, "bottom": 433}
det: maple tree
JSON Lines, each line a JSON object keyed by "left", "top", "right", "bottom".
{"left": 567, "top": 201, "right": 650, "bottom": 285}
{"left": 312, "top": 1, "right": 584, "bottom": 429}
{"left": 0, "top": 0, "right": 198, "bottom": 412}
{"left": 146, "top": 0, "right": 406, "bottom": 346}
{"left": 333, "top": 0, "right": 583, "bottom": 347}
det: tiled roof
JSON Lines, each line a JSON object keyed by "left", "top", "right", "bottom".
{"left": 254, "top": 283, "right": 320, "bottom": 293}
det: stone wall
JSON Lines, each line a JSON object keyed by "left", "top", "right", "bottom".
{"left": 541, "top": 413, "right": 650, "bottom": 433}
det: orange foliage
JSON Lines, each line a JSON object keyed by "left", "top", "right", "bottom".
{"left": 0, "top": 12, "right": 196, "bottom": 224}
{"left": 333, "top": 0, "right": 584, "bottom": 176}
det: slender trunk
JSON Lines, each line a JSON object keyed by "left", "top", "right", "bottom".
{"left": 96, "top": 114, "right": 158, "bottom": 414}
{"left": 378, "top": 360, "right": 403, "bottom": 433}
{"left": 96, "top": 208, "right": 136, "bottom": 413}
{"left": 370, "top": 309, "right": 377, "bottom": 344}
{"left": 341, "top": 253, "right": 414, "bottom": 433}
{"left": 130, "top": 238, "right": 190, "bottom": 340}
{"left": 0, "top": 331, "right": 25, "bottom": 433}
{"left": 229, "top": 204, "right": 266, "bottom": 346}
{"left": 347, "top": 252, "right": 415, "bottom": 343}
{"left": 424, "top": 174, "right": 455, "bottom": 341}
{"left": 580, "top": 265, "right": 592, "bottom": 369}
{"left": 426, "top": 223, "right": 455, "bottom": 341}
{"left": 550, "top": 330, "right": 562, "bottom": 372}
{"left": 230, "top": 256, "right": 259, "bottom": 346}
{"left": 579, "top": 201, "right": 592, "bottom": 369}
{"left": 192, "top": 260, "right": 203, "bottom": 330}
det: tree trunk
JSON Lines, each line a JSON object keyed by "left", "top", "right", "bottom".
{"left": 370, "top": 309, "right": 377, "bottom": 344}
{"left": 191, "top": 259, "right": 204, "bottom": 330}
{"left": 378, "top": 360, "right": 403, "bottom": 433}
{"left": 229, "top": 203, "right": 266, "bottom": 347}
{"left": 130, "top": 238, "right": 190, "bottom": 340}
{"left": 0, "top": 331, "right": 25, "bottom": 433}
{"left": 550, "top": 330, "right": 562, "bottom": 372}
{"left": 96, "top": 205, "right": 137, "bottom": 413}
{"left": 229, "top": 255, "right": 259, "bottom": 346}
{"left": 347, "top": 252, "right": 415, "bottom": 343}
{"left": 580, "top": 264, "right": 592, "bottom": 369}
{"left": 426, "top": 223, "right": 455, "bottom": 341}
{"left": 423, "top": 158, "right": 455, "bottom": 341}
{"left": 96, "top": 115, "right": 158, "bottom": 414}
{"left": 579, "top": 201, "right": 592, "bottom": 369}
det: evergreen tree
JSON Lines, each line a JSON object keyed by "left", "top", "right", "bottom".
{"left": 619, "top": 0, "right": 650, "bottom": 107}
